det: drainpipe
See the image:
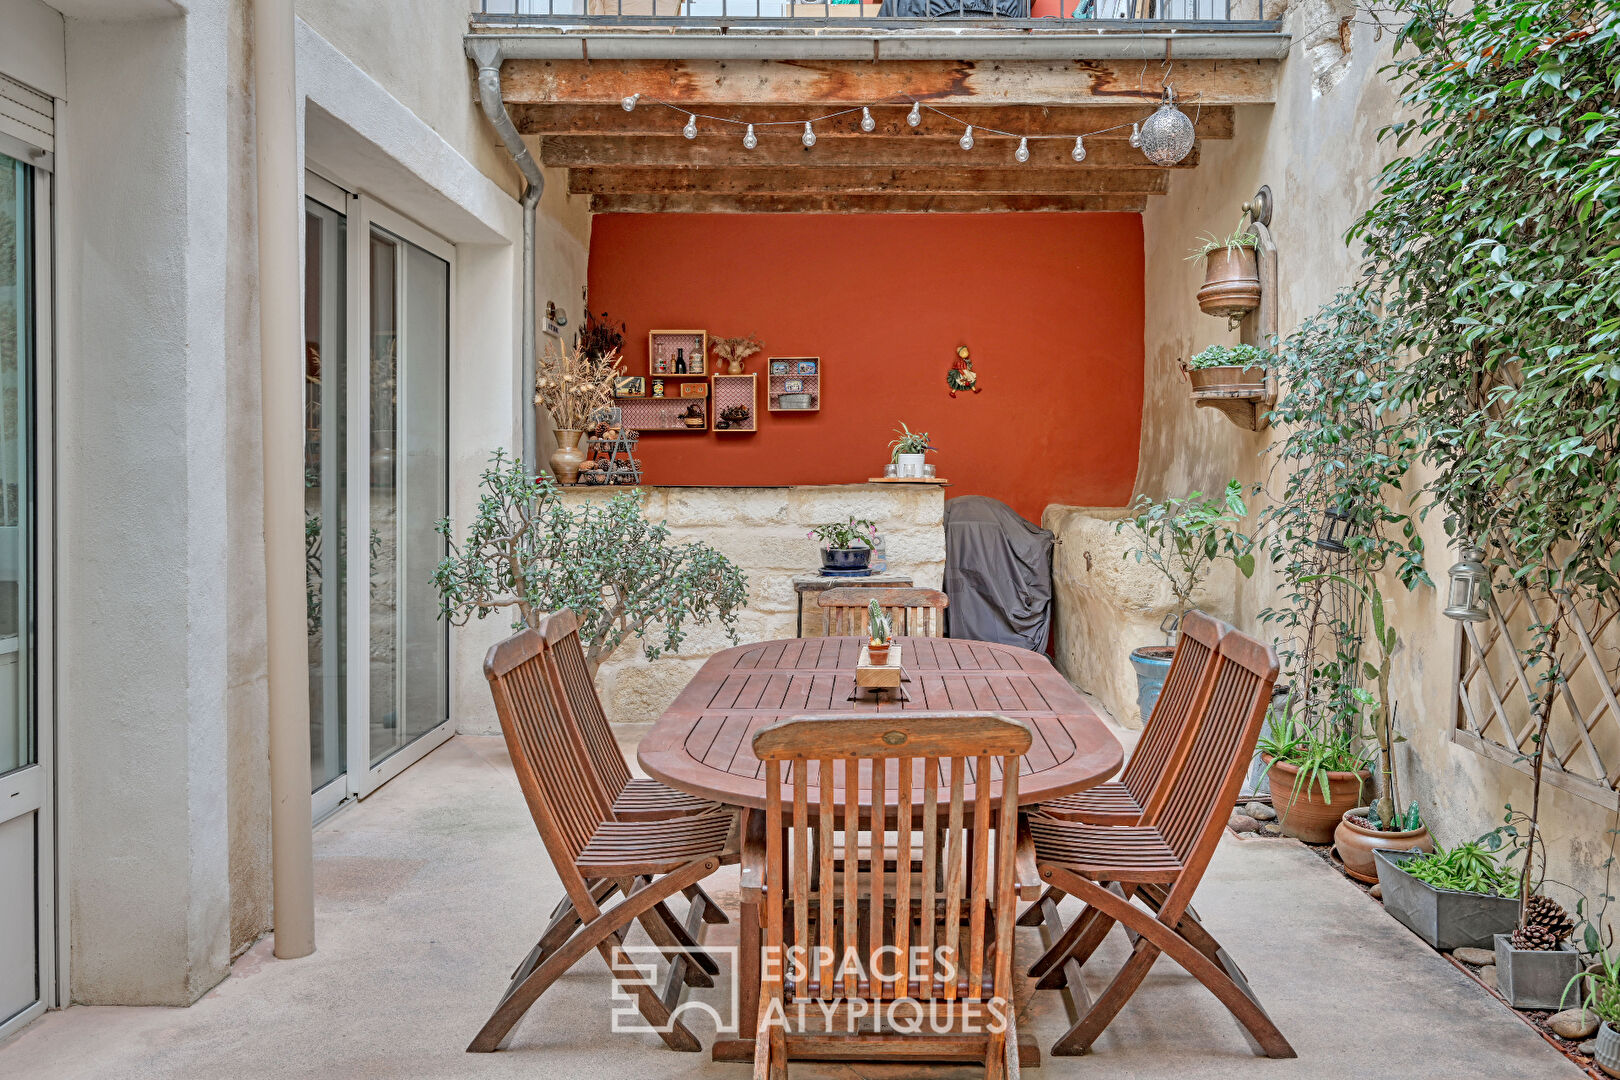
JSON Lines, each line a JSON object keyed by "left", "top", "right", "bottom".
{"left": 254, "top": 0, "right": 316, "bottom": 959}
{"left": 470, "top": 39, "right": 544, "bottom": 470}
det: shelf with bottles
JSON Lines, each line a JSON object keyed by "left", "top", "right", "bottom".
{"left": 767, "top": 357, "right": 821, "bottom": 412}
{"left": 649, "top": 330, "right": 707, "bottom": 376}
{"left": 712, "top": 374, "right": 757, "bottom": 433}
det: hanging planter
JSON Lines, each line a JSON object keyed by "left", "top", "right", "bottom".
{"left": 1182, "top": 344, "right": 1274, "bottom": 432}
{"left": 1190, "top": 229, "right": 1262, "bottom": 321}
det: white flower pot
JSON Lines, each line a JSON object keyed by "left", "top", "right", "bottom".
{"left": 897, "top": 453, "right": 925, "bottom": 478}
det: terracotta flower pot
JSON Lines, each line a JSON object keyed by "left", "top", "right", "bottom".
{"left": 549, "top": 428, "right": 586, "bottom": 485}
{"left": 1196, "top": 246, "right": 1261, "bottom": 320}
{"left": 1264, "top": 757, "right": 1369, "bottom": 844}
{"left": 867, "top": 643, "right": 891, "bottom": 665}
{"left": 1333, "top": 806, "right": 1433, "bottom": 883}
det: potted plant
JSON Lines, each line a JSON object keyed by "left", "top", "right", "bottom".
{"left": 1373, "top": 839, "right": 1521, "bottom": 951}
{"left": 867, "top": 600, "right": 892, "bottom": 665}
{"left": 1116, "top": 481, "right": 1255, "bottom": 723}
{"left": 1330, "top": 577, "right": 1433, "bottom": 878}
{"left": 1568, "top": 945, "right": 1620, "bottom": 1077}
{"left": 808, "top": 516, "right": 879, "bottom": 574}
{"left": 535, "top": 339, "right": 621, "bottom": 484}
{"left": 888, "top": 423, "right": 934, "bottom": 479}
{"left": 1256, "top": 713, "right": 1371, "bottom": 844}
{"left": 1183, "top": 343, "right": 1271, "bottom": 394}
{"left": 1189, "top": 227, "right": 1261, "bottom": 321}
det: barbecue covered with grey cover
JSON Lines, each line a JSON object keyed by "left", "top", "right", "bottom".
{"left": 943, "top": 495, "right": 1054, "bottom": 651}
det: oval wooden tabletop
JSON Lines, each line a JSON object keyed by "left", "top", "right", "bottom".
{"left": 638, "top": 636, "right": 1123, "bottom": 812}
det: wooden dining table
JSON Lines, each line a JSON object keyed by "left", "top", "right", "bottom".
{"left": 638, "top": 634, "right": 1123, "bottom": 1062}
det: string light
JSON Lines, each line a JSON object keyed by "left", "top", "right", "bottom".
{"left": 802, "top": 121, "right": 816, "bottom": 148}
{"left": 959, "top": 125, "right": 974, "bottom": 151}
{"left": 860, "top": 107, "right": 876, "bottom": 133}
{"left": 621, "top": 93, "right": 640, "bottom": 112}
{"left": 1014, "top": 137, "right": 1030, "bottom": 163}
{"left": 683, "top": 114, "right": 698, "bottom": 140}
{"left": 1072, "top": 135, "right": 1087, "bottom": 163}
{"left": 1129, "top": 122, "right": 1142, "bottom": 148}
{"left": 907, "top": 101, "right": 922, "bottom": 127}
{"left": 743, "top": 123, "right": 757, "bottom": 150}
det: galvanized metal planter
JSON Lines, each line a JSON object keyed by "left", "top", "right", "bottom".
{"left": 1373, "top": 848, "right": 1519, "bottom": 951}
{"left": 1492, "top": 934, "right": 1583, "bottom": 1010}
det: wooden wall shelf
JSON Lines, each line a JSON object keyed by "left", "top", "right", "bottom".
{"left": 712, "top": 373, "right": 757, "bottom": 432}
{"left": 649, "top": 330, "right": 707, "bottom": 376}
{"left": 767, "top": 357, "right": 821, "bottom": 412}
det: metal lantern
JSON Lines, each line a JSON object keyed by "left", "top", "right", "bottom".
{"left": 1139, "top": 87, "right": 1196, "bottom": 167}
{"left": 1314, "top": 508, "right": 1353, "bottom": 553}
{"left": 1443, "top": 545, "right": 1492, "bottom": 622}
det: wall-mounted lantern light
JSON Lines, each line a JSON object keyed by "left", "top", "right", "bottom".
{"left": 1314, "top": 508, "right": 1353, "bottom": 554}
{"left": 1443, "top": 545, "right": 1492, "bottom": 622}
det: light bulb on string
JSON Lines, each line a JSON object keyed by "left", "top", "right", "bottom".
{"left": 907, "top": 101, "right": 922, "bottom": 127}
{"left": 1129, "top": 122, "right": 1141, "bottom": 148}
{"left": 1071, "top": 135, "right": 1087, "bottom": 163}
{"left": 802, "top": 122, "right": 817, "bottom": 148}
{"left": 1014, "top": 137, "right": 1030, "bottom": 163}
{"left": 860, "top": 107, "right": 876, "bottom": 133}
{"left": 743, "top": 124, "right": 757, "bottom": 150}
{"left": 683, "top": 114, "right": 698, "bottom": 140}
{"left": 959, "top": 125, "right": 974, "bottom": 151}
{"left": 620, "top": 94, "right": 640, "bottom": 112}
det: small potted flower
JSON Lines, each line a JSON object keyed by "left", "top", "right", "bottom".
{"left": 867, "top": 600, "right": 893, "bottom": 665}
{"left": 808, "top": 515, "right": 878, "bottom": 574}
{"left": 888, "top": 423, "right": 935, "bottom": 479}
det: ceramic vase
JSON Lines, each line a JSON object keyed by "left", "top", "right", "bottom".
{"left": 549, "top": 429, "right": 586, "bottom": 485}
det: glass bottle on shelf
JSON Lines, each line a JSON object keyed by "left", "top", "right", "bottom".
{"left": 674, "top": 348, "right": 687, "bottom": 374}
{"left": 652, "top": 378, "right": 665, "bottom": 398}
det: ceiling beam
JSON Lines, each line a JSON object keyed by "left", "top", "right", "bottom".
{"left": 588, "top": 192, "right": 1150, "bottom": 212}
{"left": 500, "top": 58, "right": 1277, "bottom": 107}
{"left": 511, "top": 102, "right": 1235, "bottom": 140}
{"left": 568, "top": 166, "right": 1169, "bottom": 195}
{"left": 541, "top": 135, "right": 1198, "bottom": 168}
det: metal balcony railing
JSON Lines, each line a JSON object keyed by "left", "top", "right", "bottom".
{"left": 472, "top": 0, "right": 1271, "bottom": 28}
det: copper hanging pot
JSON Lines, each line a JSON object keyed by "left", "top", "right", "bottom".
{"left": 1197, "top": 246, "right": 1262, "bottom": 320}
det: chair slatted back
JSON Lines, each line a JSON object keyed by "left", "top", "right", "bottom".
{"left": 535, "top": 610, "right": 631, "bottom": 799}
{"left": 1150, "top": 630, "right": 1278, "bottom": 917}
{"left": 753, "top": 713, "right": 1030, "bottom": 1008}
{"left": 1120, "top": 611, "right": 1225, "bottom": 808}
{"left": 484, "top": 630, "right": 613, "bottom": 908}
{"left": 818, "top": 587, "right": 949, "bottom": 639}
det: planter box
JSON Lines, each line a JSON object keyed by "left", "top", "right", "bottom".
{"left": 1494, "top": 934, "right": 1583, "bottom": 1010}
{"left": 1373, "top": 849, "right": 1520, "bottom": 951}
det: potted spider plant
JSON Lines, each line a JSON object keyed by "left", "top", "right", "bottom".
{"left": 1373, "top": 839, "right": 1521, "bottom": 951}
{"left": 1567, "top": 944, "right": 1620, "bottom": 1077}
{"left": 867, "top": 600, "right": 893, "bottom": 665}
{"left": 1189, "top": 228, "right": 1261, "bottom": 321}
{"left": 808, "top": 515, "right": 878, "bottom": 574}
{"left": 888, "top": 423, "right": 934, "bottom": 479}
{"left": 1257, "top": 713, "right": 1371, "bottom": 844}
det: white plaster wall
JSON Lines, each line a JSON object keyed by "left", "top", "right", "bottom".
{"left": 452, "top": 484, "right": 946, "bottom": 733}
{"left": 0, "top": 0, "right": 67, "bottom": 99}
{"left": 56, "top": 4, "right": 235, "bottom": 1005}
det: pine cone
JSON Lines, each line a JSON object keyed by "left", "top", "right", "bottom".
{"left": 1510, "top": 894, "right": 1574, "bottom": 951}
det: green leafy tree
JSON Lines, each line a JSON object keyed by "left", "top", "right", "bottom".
{"left": 434, "top": 450, "right": 750, "bottom": 672}
{"left": 1117, "top": 481, "right": 1255, "bottom": 632}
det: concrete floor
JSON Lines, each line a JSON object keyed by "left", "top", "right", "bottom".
{"left": 1, "top": 733, "right": 1582, "bottom": 1080}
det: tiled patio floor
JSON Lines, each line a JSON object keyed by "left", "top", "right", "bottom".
{"left": 0, "top": 733, "right": 1583, "bottom": 1080}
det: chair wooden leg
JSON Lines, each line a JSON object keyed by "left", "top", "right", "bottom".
{"left": 985, "top": 995, "right": 1019, "bottom": 1080}
{"left": 468, "top": 858, "right": 716, "bottom": 1054}
{"left": 511, "top": 880, "right": 618, "bottom": 982}
{"left": 751, "top": 987, "right": 786, "bottom": 1080}
{"left": 1016, "top": 886, "right": 1062, "bottom": 927}
{"left": 1030, "top": 900, "right": 1115, "bottom": 988}
{"left": 1042, "top": 867, "right": 1295, "bottom": 1059}
{"left": 683, "top": 883, "right": 729, "bottom": 924}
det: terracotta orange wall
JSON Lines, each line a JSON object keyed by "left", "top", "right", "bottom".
{"left": 585, "top": 213, "right": 1144, "bottom": 525}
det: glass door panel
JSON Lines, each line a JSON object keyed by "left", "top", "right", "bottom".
{"left": 304, "top": 196, "right": 347, "bottom": 795}
{"left": 366, "top": 225, "right": 448, "bottom": 768}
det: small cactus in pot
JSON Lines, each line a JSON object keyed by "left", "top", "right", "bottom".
{"left": 867, "top": 601, "right": 893, "bottom": 665}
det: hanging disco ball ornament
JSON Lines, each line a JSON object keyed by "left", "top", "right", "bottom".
{"left": 1138, "top": 87, "right": 1196, "bottom": 167}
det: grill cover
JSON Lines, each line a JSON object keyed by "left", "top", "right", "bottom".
{"left": 943, "top": 495, "right": 1054, "bottom": 651}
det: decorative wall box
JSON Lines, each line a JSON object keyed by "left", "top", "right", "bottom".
{"left": 619, "top": 397, "right": 708, "bottom": 432}
{"left": 679, "top": 382, "right": 709, "bottom": 398}
{"left": 649, "top": 330, "right": 707, "bottom": 376}
{"left": 712, "top": 373, "right": 757, "bottom": 433}
{"left": 768, "top": 356, "right": 821, "bottom": 412}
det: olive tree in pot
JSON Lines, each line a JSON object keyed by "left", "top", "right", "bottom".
{"left": 1115, "top": 481, "right": 1254, "bottom": 724}
{"left": 432, "top": 449, "right": 749, "bottom": 674}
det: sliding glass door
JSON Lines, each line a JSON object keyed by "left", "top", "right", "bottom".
{"left": 0, "top": 141, "right": 51, "bottom": 1040}
{"left": 305, "top": 176, "right": 451, "bottom": 816}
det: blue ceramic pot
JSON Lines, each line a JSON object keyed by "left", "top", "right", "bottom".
{"left": 1130, "top": 646, "right": 1173, "bottom": 726}
{"left": 822, "top": 547, "right": 872, "bottom": 572}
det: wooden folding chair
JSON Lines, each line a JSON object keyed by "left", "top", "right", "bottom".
{"left": 747, "top": 712, "right": 1031, "bottom": 1078}
{"left": 818, "top": 587, "right": 949, "bottom": 638}
{"left": 1025, "top": 630, "right": 1294, "bottom": 1058}
{"left": 1034, "top": 611, "right": 1227, "bottom": 825}
{"left": 534, "top": 610, "right": 720, "bottom": 822}
{"left": 469, "top": 629, "right": 739, "bottom": 1054}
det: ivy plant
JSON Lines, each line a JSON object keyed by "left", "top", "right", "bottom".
{"left": 434, "top": 450, "right": 750, "bottom": 671}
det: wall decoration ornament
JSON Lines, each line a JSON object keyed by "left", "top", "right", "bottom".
{"left": 946, "top": 345, "right": 981, "bottom": 397}
{"left": 1140, "top": 86, "right": 1196, "bottom": 167}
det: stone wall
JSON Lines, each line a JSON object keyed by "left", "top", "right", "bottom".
{"left": 454, "top": 483, "right": 946, "bottom": 732}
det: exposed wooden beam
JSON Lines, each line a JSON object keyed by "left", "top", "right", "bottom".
{"left": 541, "top": 135, "right": 1197, "bottom": 169}
{"left": 568, "top": 166, "right": 1169, "bottom": 195}
{"left": 511, "top": 102, "right": 1236, "bottom": 140}
{"left": 500, "top": 58, "right": 1277, "bottom": 107}
{"left": 588, "top": 192, "right": 1150, "bottom": 213}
